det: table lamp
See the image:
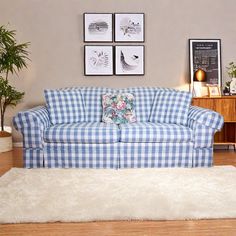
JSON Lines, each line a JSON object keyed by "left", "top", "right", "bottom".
{"left": 194, "top": 69, "right": 206, "bottom": 82}
{"left": 193, "top": 69, "right": 208, "bottom": 97}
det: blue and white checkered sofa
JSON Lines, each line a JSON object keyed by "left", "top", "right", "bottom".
{"left": 13, "top": 87, "right": 224, "bottom": 169}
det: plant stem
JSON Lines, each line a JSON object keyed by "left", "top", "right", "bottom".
{"left": 5, "top": 69, "right": 9, "bottom": 82}
{"left": 0, "top": 93, "right": 7, "bottom": 132}
{"left": 0, "top": 104, "right": 4, "bottom": 131}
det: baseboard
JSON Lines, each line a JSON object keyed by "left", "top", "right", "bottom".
{"left": 214, "top": 145, "right": 235, "bottom": 151}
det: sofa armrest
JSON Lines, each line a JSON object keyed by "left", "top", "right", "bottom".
{"left": 13, "top": 106, "right": 50, "bottom": 148}
{"left": 188, "top": 105, "right": 224, "bottom": 131}
{"left": 187, "top": 106, "right": 224, "bottom": 148}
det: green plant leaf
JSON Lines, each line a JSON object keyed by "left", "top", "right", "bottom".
{"left": 226, "top": 62, "right": 236, "bottom": 78}
{"left": 0, "top": 25, "right": 29, "bottom": 131}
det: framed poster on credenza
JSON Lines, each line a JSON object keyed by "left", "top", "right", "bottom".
{"left": 189, "top": 39, "right": 222, "bottom": 92}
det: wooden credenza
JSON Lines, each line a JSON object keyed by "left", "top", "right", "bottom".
{"left": 192, "top": 96, "right": 236, "bottom": 147}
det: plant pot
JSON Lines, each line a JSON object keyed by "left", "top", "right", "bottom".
{"left": 0, "top": 131, "right": 13, "bottom": 153}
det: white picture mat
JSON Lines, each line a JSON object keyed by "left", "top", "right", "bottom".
{"left": 85, "top": 46, "right": 113, "bottom": 75}
{"left": 84, "top": 14, "right": 113, "bottom": 42}
{"left": 115, "top": 13, "right": 144, "bottom": 42}
{"left": 115, "top": 46, "right": 144, "bottom": 75}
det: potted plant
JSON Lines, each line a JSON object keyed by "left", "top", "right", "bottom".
{"left": 226, "top": 62, "right": 236, "bottom": 95}
{"left": 0, "top": 25, "right": 29, "bottom": 152}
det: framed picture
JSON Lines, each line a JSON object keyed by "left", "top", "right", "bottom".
{"left": 189, "top": 39, "right": 222, "bottom": 91}
{"left": 114, "top": 13, "right": 145, "bottom": 42}
{"left": 208, "top": 86, "right": 221, "bottom": 97}
{"left": 115, "top": 45, "right": 144, "bottom": 75}
{"left": 84, "top": 45, "right": 113, "bottom": 75}
{"left": 84, "top": 13, "right": 113, "bottom": 42}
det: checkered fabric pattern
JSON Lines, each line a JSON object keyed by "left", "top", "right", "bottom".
{"left": 188, "top": 120, "right": 215, "bottom": 148}
{"left": 193, "top": 148, "right": 213, "bottom": 167}
{"left": 24, "top": 148, "right": 44, "bottom": 168}
{"left": 187, "top": 106, "right": 224, "bottom": 148}
{"left": 188, "top": 106, "right": 224, "bottom": 131}
{"left": 187, "top": 105, "right": 223, "bottom": 167}
{"left": 80, "top": 87, "right": 116, "bottom": 122}
{"left": 44, "top": 122, "right": 120, "bottom": 144}
{"left": 13, "top": 106, "right": 51, "bottom": 168}
{"left": 13, "top": 88, "right": 224, "bottom": 169}
{"left": 119, "top": 142, "right": 193, "bottom": 168}
{"left": 119, "top": 122, "right": 192, "bottom": 143}
{"left": 119, "top": 87, "right": 156, "bottom": 122}
{"left": 194, "top": 124, "right": 215, "bottom": 148}
{"left": 44, "top": 143, "right": 119, "bottom": 168}
{"left": 150, "top": 89, "right": 192, "bottom": 126}
{"left": 13, "top": 106, "right": 50, "bottom": 148}
{"left": 44, "top": 89, "right": 86, "bottom": 125}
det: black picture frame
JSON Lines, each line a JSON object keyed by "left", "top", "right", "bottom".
{"left": 83, "top": 13, "right": 113, "bottom": 42}
{"left": 114, "top": 13, "right": 145, "bottom": 42}
{"left": 115, "top": 45, "right": 145, "bottom": 76}
{"left": 84, "top": 45, "right": 114, "bottom": 76}
{"left": 189, "top": 39, "right": 222, "bottom": 91}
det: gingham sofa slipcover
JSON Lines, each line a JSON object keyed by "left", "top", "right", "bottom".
{"left": 13, "top": 87, "right": 224, "bottom": 168}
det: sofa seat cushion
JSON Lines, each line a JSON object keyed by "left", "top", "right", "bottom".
{"left": 119, "top": 122, "right": 192, "bottom": 143}
{"left": 44, "top": 122, "right": 120, "bottom": 144}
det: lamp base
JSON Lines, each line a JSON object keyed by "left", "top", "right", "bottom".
{"left": 193, "top": 82, "right": 208, "bottom": 97}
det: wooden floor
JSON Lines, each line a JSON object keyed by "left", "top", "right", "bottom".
{"left": 0, "top": 148, "right": 236, "bottom": 236}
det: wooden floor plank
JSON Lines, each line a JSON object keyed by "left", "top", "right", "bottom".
{"left": 1, "top": 220, "right": 236, "bottom": 236}
{"left": 0, "top": 148, "right": 235, "bottom": 235}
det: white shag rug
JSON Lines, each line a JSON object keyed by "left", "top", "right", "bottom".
{"left": 0, "top": 166, "right": 236, "bottom": 223}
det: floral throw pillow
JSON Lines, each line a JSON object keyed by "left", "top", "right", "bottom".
{"left": 102, "top": 93, "right": 137, "bottom": 124}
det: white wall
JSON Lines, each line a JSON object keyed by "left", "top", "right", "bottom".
{"left": 1, "top": 0, "right": 236, "bottom": 141}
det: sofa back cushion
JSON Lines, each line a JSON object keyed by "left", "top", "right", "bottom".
{"left": 44, "top": 89, "right": 86, "bottom": 125}
{"left": 149, "top": 89, "right": 192, "bottom": 126}
{"left": 119, "top": 87, "right": 156, "bottom": 122}
{"left": 80, "top": 87, "right": 116, "bottom": 122}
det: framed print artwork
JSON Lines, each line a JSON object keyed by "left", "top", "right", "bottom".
{"left": 189, "top": 39, "right": 222, "bottom": 92}
{"left": 208, "top": 85, "right": 221, "bottom": 97}
{"left": 115, "top": 45, "right": 144, "bottom": 75}
{"left": 84, "top": 13, "right": 113, "bottom": 42}
{"left": 115, "top": 13, "right": 144, "bottom": 42}
{"left": 84, "top": 45, "right": 113, "bottom": 76}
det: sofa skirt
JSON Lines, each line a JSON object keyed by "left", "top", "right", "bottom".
{"left": 119, "top": 142, "right": 194, "bottom": 168}
{"left": 193, "top": 147, "right": 213, "bottom": 167}
{"left": 22, "top": 142, "right": 212, "bottom": 168}
{"left": 23, "top": 148, "right": 44, "bottom": 168}
{"left": 43, "top": 142, "right": 194, "bottom": 168}
{"left": 43, "top": 143, "right": 119, "bottom": 168}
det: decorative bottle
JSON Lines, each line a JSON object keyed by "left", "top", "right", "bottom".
{"left": 230, "top": 78, "right": 236, "bottom": 95}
